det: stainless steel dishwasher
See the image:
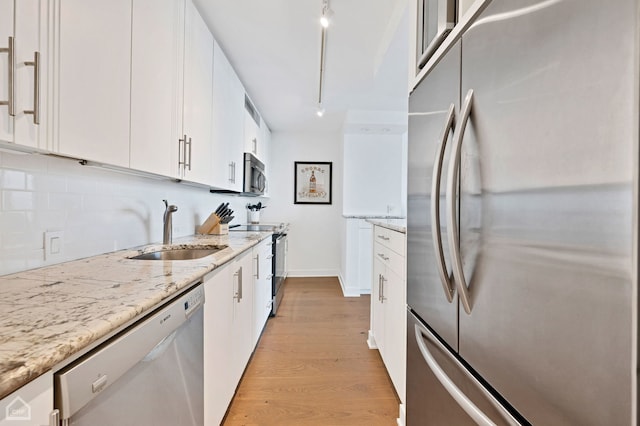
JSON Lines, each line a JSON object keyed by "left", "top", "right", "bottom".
{"left": 54, "top": 283, "right": 204, "bottom": 426}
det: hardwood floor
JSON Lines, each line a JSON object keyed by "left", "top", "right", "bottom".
{"left": 222, "top": 277, "right": 400, "bottom": 426}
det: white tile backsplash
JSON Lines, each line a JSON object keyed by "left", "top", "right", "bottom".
{"left": 0, "top": 150, "right": 265, "bottom": 277}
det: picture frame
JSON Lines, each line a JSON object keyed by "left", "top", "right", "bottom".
{"left": 294, "top": 161, "right": 332, "bottom": 204}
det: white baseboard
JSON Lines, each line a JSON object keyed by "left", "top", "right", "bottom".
{"left": 367, "top": 330, "right": 378, "bottom": 349}
{"left": 286, "top": 269, "right": 340, "bottom": 277}
{"left": 397, "top": 403, "right": 405, "bottom": 426}
{"left": 337, "top": 273, "right": 365, "bottom": 297}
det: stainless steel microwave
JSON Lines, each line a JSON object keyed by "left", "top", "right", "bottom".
{"left": 416, "top": 0, "right": 456, "bottom": 69}
{"left": 243, "top": 152, "right": 266, "bottom": 196}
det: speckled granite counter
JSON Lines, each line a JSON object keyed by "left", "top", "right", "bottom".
{"left": 366, "top": 218, "right": 407, "bottom": 233}
{"left": 0, "top": 231, "right": 270, "bottom": 400}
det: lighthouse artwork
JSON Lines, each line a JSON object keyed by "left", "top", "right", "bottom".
{"left": 294, "top": 161, "right": 332, "bottom": 204}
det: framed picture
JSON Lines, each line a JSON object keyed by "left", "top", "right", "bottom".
{"left": 294, "top": 161, "right": 332, "bottom": 204}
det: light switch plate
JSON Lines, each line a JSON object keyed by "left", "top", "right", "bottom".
{"left": 44, "top": 231, "right": 64, "bottom": 261}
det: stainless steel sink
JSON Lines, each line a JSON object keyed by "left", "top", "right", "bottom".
{"left": 129, "top": 246, "right": 227, "bottom": 261}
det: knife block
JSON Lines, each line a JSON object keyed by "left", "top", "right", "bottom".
{"left": 210, "top": 223, "right": 229, "bottom": 235}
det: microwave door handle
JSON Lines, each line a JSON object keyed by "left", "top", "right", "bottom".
{"left": 431, "top": 103, "right": 456, "bottom": 303}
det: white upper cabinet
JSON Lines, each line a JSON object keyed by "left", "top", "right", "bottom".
{"left": 0, "top": 0, "right": 13, "bottom": 144}
{"left": 0, "top": 0, "right": 48, "bottom": 150}
{"left": 54, "top": 0, "right": 132, "bottom": 167}
{"left": 181, "top": 0, "right": 213, "bottom": 186}
{"left": 130, "top": 0, "right": 184, "bottom": 178}
{"left": 243, "top": 95, "right": 260, "bottom": 158}
{"left": 211, "top": 39, "right": 245, "bottom": 191}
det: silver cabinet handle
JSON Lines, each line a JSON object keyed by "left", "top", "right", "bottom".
{"left": 377, "top": 234, "right": 390, "bottom": 241}
{"left": 23, "top": 51, "right": 40, "bottom": 124}
{"left": 186, "top": 137, "right": 192, "bottom": 171}
{"left": 446, "top": 89, "right": 474, "bottom": 314}
{"left": 377, "top": 253, "right": 390, "bottom": 261}
{"left": 252, "top": 137, "right": 257, "bottom": 154}
{"left": 233, "top": 269, "right": 241, "bottom": 302}
{"left": 0, "top": 36, "right": 15, "bottom": 116}
{"left": 414, "top": 323, "right": 519, "bottom": 426}
{"left": 178, "top": 135, "right": 187, "bottom": 172}
{"left": 238, "top": 266, "right": 243, "bottom": 301}
{"left": 232, "top": 161, "right": 236, "bottom": 183}
{"left": 380, "top": 275, "right": 386, "bottom": 302}
{"left": 431, "top": 103, "right": 456, "bottom": 303}
{"left": 255, "top": 253, "right": 260, "bottom": 278}
{"left": 229, "top": 162, "right": 234, "bottom": 182}
{"left": 378, "top": 274, "right": 382, "bottom": 301}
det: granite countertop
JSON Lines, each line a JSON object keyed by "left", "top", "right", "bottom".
{"left": 366, "top": 218, "right": 407, "bottom": 233}
{"left": 0, "top": 231, "right": 271, "bottom": 400}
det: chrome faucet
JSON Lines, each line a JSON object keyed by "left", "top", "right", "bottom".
{"left": 163, "top": 200, "right": 178, "bottom": 244}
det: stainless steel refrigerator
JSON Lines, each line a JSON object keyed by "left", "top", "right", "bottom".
{"left": 406, "top": 0, "right": 637, "bottom": 424}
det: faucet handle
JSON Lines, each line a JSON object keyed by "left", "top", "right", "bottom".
{"left": 163, "top": 199, "right": 168, "bottom": 209}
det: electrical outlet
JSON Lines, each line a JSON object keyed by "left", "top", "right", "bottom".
{"left": 44, "top": 231, "right": 64, "bottom": 261}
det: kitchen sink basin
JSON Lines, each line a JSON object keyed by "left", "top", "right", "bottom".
{"left": 129, "top": 246, "right": 227, "bottom": 261}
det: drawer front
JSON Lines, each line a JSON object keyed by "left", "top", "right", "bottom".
{"left": 373, "top": 241, "right": 404, "bottom": 277}
{"left": 374, "top": 226, "right": 405, "bottom": 256}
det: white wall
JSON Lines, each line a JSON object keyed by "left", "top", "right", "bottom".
{"left": 259, "top": 131, "right": 343, "bottom": 277}
{"left": 342, "top": 133, "right": 405, "bottom": 217}
{"left": 0, "top": 150, "right": 265, "bottom": 276}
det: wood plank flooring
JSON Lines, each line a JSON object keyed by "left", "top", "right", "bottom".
{"left": 222, "top": 277, "right": 400, "bottom": 426}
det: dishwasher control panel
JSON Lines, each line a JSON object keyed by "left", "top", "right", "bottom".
{"left": 184, "top": 284, "right": 205, "bottom": 318}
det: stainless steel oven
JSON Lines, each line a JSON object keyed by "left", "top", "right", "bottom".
{"left": 416, "top": 0, "right": 456, "bottom": 70}
{"left": 272, "top": 232, "right": 287, "bottom": 316}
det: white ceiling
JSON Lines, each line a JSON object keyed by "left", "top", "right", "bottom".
{"left": 194, "top": 0, "right": 410, "bottom": 133}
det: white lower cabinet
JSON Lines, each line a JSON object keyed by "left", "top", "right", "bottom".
{"left": 252, "top": 237, "right": 273, "bottom": 346}
{"left": 0, "top": 371, "right": 54, "bottom": 426}
{"left": 370, "top": 225, "right": 406, "bottom": 404}
{"left": 204, "top": 249, "right": 254, "bottom": 425}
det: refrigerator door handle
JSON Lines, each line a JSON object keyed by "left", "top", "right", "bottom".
{"left": 431, "top": 103, "right": 457, "bottom": 303}
{"left": 414, "top": 323, "right": 519, "bottom": 426}
{"left": 447, "top": 89, "right": 474, "bottom": 314}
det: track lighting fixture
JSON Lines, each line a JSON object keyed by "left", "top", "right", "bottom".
{"left": 320, "top": 0, "right": 333, "bottom": 28}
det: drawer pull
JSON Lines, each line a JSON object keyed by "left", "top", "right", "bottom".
{"left": 377, "top": 253, "right": 390, "bottom": 261}
{"left": 377, "top": 234, "right": 390, "bottom": 241}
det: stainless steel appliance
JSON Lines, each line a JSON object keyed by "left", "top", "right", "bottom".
{"left": 54, "top": 284, "right": 205, "bottom": 425}
{"left": 243, "top": 152, "right": 266, "bottom": 196}
{"left": 230, "top": 223, "right": 288, "bottom": 315}
{"left": 415, "top": 0, "right": 456, "bottom": 70}
{"left": 407, "top": 0, "right": 636, "bottom": 424}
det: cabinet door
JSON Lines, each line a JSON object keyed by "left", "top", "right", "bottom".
{"left": 212, "top": 40, "right": 244, "bottom": 191}
{"left": 203, "top": 266, "right": 234, "bottom": 425}
{"left": 371, "top": 254, "right": 385, "bottom": 353}
{"left": 56, "top": 0, "right": 131, "bottom": 167}
{"left": 130, "top": 0, "right": 183, "bottom": 178}
{"left": 0, "top": 0, "right": 14, "bottom": 143}
{"left": 182, "top": 0, "right": 212, "bottom": 185}
{"left": 230, "top": 250, "right": 254, "bottom": 386}
{"left": 252, "top": 239, "right": 273, "bottom": 345}
{"left": 382, "top": 265, "right": 405, "bottom": 402}
{"left": 14, "top": 0, "right": 47, "bottom": 150}
{"left": 243, "top": 108, "right": 259, "bottom": 157}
